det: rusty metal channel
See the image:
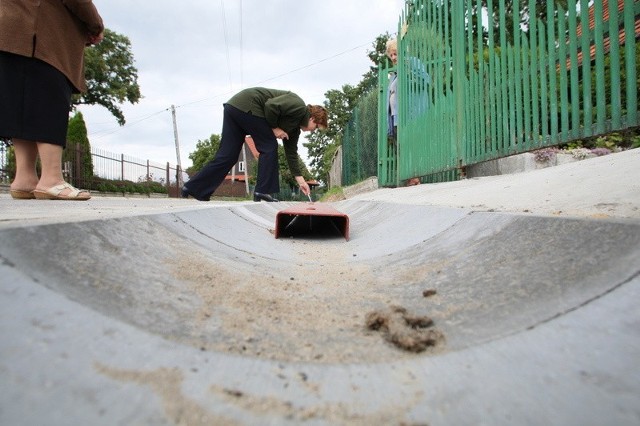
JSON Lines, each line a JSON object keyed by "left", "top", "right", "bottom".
{"left": 275, "top": 203, "right": 350, "bottom": 241}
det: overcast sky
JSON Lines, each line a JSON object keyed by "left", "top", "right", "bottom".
{"left": 79, "top": 0, "right": 406, "bottom": 169}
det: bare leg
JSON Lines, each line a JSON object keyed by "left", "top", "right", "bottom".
{"left": 34, "top": 141, "right": 65, "bottom": 189}
{"left": 33, "top": 141, "right": 89, "bottom": 199}
{"left": 11, "top": 140, "right": 90, "bottom": 200}
{"left": 10, "top": 139, "right": 39, "bottom": 191}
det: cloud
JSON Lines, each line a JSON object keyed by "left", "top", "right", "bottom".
{"left": 80, "top": 0, "right": 404, "bottom": 168}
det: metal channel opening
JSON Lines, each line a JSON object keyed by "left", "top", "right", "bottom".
{"left": 275, "top": 206, "right": 349, "bottom": 240}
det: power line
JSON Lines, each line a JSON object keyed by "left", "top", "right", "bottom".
{"left": 253, "top": 43, "right": 371, "bottom": 85}
{"left": 239, "top": 0, "right": 244, "bottom": 88}
{"left": 87, "top": 41, "right": 372, "bottom": 136}
{"left": 220, "top": 0, "right": 233, "bottom": 91}
{"left": 88, "top": 108, "right": 168, "bottom": 139}
{"left": 176, "top": 42, "right": 371, "bottom": 109}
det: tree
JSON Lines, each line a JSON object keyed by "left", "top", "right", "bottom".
{"left": 65, "top": 111, "right": 94, "bottom": 183}
{"left": 74, "top": 28, "right": 141, "bottom": 125}
{"left": 304, "top": 34, "right": 390, "bottom": 184}
{"left": 304, "top": 85, "right": 359, "bottom": 183}
{"left": 361, "top": 32, "right": 393, "bottom": 90}
{"left": 187, "top": 134, "right": 221, "bottom": 174}
{"left": 468, "top": 0, "right": 570, "bottom": 48}
{"left": 277, "top": 145, "right": 314, "bottom": 189}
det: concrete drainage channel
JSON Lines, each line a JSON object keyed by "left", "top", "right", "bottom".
{"left": 1, "top": 200, "right": 639, "bottom": 425}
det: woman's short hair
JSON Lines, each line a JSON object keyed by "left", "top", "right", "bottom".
{"left": 308, "top": 105, "right": 328, "bottom": 128}
{"left": 385, "top": 38, "right": 398, "bottom": 57}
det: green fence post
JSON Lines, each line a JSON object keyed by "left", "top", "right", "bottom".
{"left": 452, "top": 0, "right": 466, "bottom": 174}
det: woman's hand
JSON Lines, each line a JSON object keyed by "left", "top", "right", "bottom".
{"left": 272, "top": 127, "right": 289, "bottom": 140}
{"left": 295, "top": 176, "right": 310, "bottom": 196}
{"left": 87, "top": 30, "right": 104, "bottom": 45}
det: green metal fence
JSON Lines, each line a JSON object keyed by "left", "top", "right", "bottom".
{"left": 341, "top": 88, "right": 379, "bottom": 186}
{"left": 365, "top": 0, "right": 640, "bottom": 187}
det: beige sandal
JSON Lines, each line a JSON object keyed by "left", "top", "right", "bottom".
{"left": 33, "top": 183, "right": 91, "bottom": 201}
{"left": 10, "top": 189, "right": 36, "bottom": 200}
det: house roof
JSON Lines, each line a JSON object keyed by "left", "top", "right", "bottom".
{"left": 568, "top": 0, "right": 640, "bottom": 68}
{"left": 224, "top": 174, "right": 248, "bottom": 182}
{"left": 575, "top": 0, "right": 624, "bottom": 37}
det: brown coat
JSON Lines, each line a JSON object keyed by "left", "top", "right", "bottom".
{"left": 0, "top": 0, "right": 104, "bottom": 92}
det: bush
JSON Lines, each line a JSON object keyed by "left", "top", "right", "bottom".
{"left": 570, "top": 148, "right": 592, "bottom": 160}
{"left": 88, "top": 176, "right": 168, "bottom": 194}
{"left": 534, "top": 148, "right": 558, "bottom": 163}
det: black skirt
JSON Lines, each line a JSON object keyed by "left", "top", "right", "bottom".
{"left": 0, "top": 51, "right": 73, "bottom": 147}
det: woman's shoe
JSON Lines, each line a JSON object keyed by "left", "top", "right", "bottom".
{"left": 181, "top": 186, "right": 209, "bottom": 201}
{"left": 253, "top": 192, "right": 279, "bottom": 202}
{"left": 10, "top": 189, "right": 36, "bottom": 199}
{"left": 32, "top": 182, "right": 90, "bottom": 201}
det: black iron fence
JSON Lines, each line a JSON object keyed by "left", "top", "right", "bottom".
{"left": 0, "top": 142, "right": 9, "bottom": 186}
{"left": 1, "top": 142, "right": 187, "bottom": 197}
{"left": 83, "top": 146, "right": 187, "bottom": 196}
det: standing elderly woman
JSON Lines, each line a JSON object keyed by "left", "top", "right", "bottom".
{"left": 0, "top": 0, "right": 104, "bottom": 200}
{"left": 386, "top": 38, "right": 400, "bottom": 144}
{"left": 385, "top": 37, "right": 429, "bottom": 186}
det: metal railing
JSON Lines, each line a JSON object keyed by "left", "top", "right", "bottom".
{"left": 0, "top": 142, "right": 9, "bottom": 185}
{"left": 1, "top": 142, "right": 187, "bottom": 196}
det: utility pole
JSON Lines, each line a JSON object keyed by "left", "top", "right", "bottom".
{"left": 242, "top": 143, "right": 249, "bottom": 195}
{"left": 170, "top": 105, "right": 183, "bottom": 188}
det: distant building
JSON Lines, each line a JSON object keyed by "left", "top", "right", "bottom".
{"left": 212, "top": 136, "right": 259, "bottom": 198}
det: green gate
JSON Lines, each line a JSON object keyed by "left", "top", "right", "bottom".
{"left": 375, "top": 0, "right": 639, "bottom": 187}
